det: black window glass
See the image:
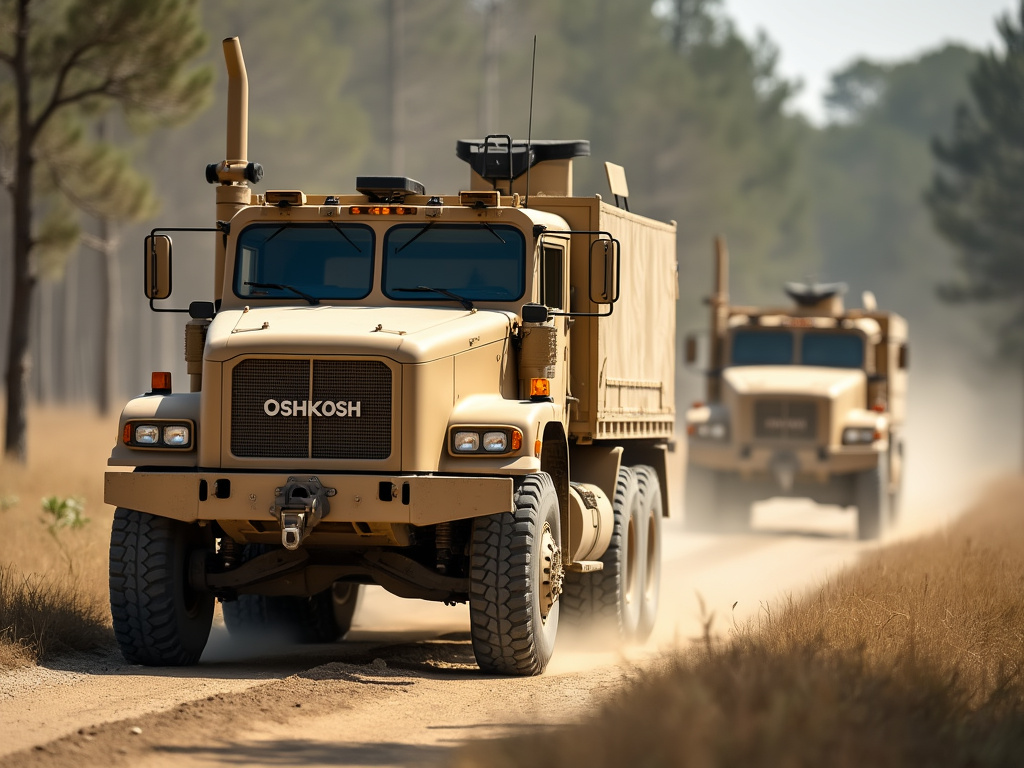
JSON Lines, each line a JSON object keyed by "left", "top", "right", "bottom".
{"left": 383, "top": 224, "right": 525, "bottom": 302}
{"left": 234, "top": 223, "right": 374, "bottom": 300}
{"left": 731, "top": 330, "right": 794, "bottom": 365}
{"left": 801, "top": 333, "right": 864, "bottom": 368}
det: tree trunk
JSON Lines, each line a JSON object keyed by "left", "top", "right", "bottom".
{"left": 97, "top": 217, "right": 120, "bottom": 414}
{"left": 4, "top": 0, "right": 36, "bottom": 462}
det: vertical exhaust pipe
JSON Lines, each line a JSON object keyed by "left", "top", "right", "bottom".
{"left": 708, "top": 236, "right": 730, "bottom": 400}
{"left": 223, "top": 37, "right": 248, "bottom": 163}
{"left": 206, "top": 37, "right": 263, "bottom": 305}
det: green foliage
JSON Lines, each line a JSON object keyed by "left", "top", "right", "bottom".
{"left": 0, "top": 494, "right": 18, "bottom": 512}
{"left": 40, "top": 495, "right": 88, "bottom": 533}
{"left": 926, "top": 3, "right": 1024, "bottom": 354}
{"left": 805, "top": 45, "right": 978, "bottom": 354}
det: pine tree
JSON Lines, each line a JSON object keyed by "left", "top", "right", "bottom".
{"left": 0, "top": 0, "right": 211, "bottom": 460}
{"left": 927, "top": 2, "right": 1024, "bottom": 354}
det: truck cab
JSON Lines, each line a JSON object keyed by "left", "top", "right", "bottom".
{"left": 105, "top": 38, "right": 677, "bottom": 676}
{"left": 685, "top": 240, "right": 907, "bottom": 540}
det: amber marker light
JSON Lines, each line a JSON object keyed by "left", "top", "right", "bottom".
{"left": 348, "top": 206, "right": 416, "bottom": 215}
{"left": 534, "top": 440, "right": 542, "bottom": 457}
{"left": 151, "top": 371, "right": 172, "bottom": 394}
{"left": 511, "top": 429, "right": 522, "bottom": 451}
{"left": 123, "top": 423, "right": 132, "bottom": 444}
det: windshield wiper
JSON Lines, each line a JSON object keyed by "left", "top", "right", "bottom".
{"left": 394, "top": 285, "right": 474, "bottom": 311}
{"left": 394, "top": 221, "right": 436, "bottom": 254}
{"left": 244, "top": 281, "right": 320, "bottom": 306}
{"left": 328, "top": 220, "right": 363, "bottom": 252}
{"left": 479, "top": 221, "right": 506, "bottom": 243}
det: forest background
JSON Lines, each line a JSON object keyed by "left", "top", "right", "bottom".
{"left": 0, "top": 0, "right": 1015, "bottom": 448}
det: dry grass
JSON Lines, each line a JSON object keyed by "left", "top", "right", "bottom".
{"left": 454, "top": 476, "right": 1024, "bottom": 768}
{"left": 0, "top": 405, "right": 119, "bottom": 668}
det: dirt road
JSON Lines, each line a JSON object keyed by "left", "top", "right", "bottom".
{"left": 1, "top": 497, "right": 934, "bottom": 768}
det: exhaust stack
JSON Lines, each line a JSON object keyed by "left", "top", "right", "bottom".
{"left": 708, "top": 236, "right": 730, "bottom": 400}
{"left": 224, "top": 37, "right": 248, "bottom": 164}
{"left": 206, "top": 37, "right": 263, "bottom": 303}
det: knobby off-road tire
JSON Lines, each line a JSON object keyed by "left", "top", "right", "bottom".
{"left": 109, "top": 507, "right": 215, "bottom": 666}
{"left": 855, "top": 460, "right": 891, "bottom": 541}
{"left": 560, "top": 467, "right": 642, "bottom": 642}
{"left": 469, "top": 472, "right": 562, "bottom": 676}
{"left": 633, "top": 466, "right": 663, "bottom": 643}
{"left": 222, "top": 545, "right": 359, "bottom": 643}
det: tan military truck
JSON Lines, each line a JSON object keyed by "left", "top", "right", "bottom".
{"left": 105, "top": 38, "right": 677, "bottom": 676}
{"left": 684, "top": 239, "right": 907, "bottom": 540}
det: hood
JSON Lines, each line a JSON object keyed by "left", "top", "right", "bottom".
{"left": 205, "top": 305, "right": 514, "bottom": 364}
{"left": 723, "top": 365, "right": 866, "bottom": 399}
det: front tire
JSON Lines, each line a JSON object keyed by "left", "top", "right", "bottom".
{"left": 855, "top": 461, "right": 891, "bottom": 541}
{"left": 469, "top": 472, "right": 562, "bottom": 676}
{"left": 109, "top": 508, "right": 214, "bottom": 666}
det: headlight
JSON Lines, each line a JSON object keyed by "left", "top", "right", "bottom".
{"left": 483, "top": 431, "right": 508, "bottom": 452}
{"left": 453, "top": 431, "right": 481, "bottom": 452}
{"left": 162, "top": 425, "right": 191, "bottom": 446}
{"left": 842, "top": 427, "right": 878, "bottom": 445}
{"left": 695, "top": 422, "right": 728, "bottom": 440}
{"left": 450, "top": 427, "right": 522, "bottom": 455}
{"left": 123, "top": 420, "right": 194, "bottom": 449}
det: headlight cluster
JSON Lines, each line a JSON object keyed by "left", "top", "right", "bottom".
{"left": 693, "top": 422, "right": 728, "bottom": 440}
{"left": 123, "top": 420, "right": 194, "bottom": 449}
{"left": 451, "top": 427, "right": 523, "bottom": 455}
{"left": 842, "top": 426, "right": 879, "bottom": 445}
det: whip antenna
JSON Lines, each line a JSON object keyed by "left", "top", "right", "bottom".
{"left": 525, "top": 35, "right": 537, "bottom": 207}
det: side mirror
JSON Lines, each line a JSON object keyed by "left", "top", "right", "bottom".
{"left": 144, "top": 234, "right": 172, "bottom": 300}
{"left": 521, "top": 303, "right": 549, "bottom": 324}
{"left": 589, "top": 238, "right": 620, "bottom": 305}
{"left": 898, "top": 343, "right": 909, "bottom": 370}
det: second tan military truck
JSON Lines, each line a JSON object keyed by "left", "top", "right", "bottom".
{"left": 104, "top": 38, "right": 677, "bottom": 676}
{"left": 684, "top": 239, "right": 907, "bottom": 540}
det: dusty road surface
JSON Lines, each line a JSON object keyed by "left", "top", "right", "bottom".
{"left": 0, "top": 485, "right": 965, "bottom": 768}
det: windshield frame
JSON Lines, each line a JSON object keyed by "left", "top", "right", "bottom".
{"left": 232, "top": 222, "right": 376, "bottom": 302}
{"left": 381, "top": 222, "right": 527, "bottom": 304}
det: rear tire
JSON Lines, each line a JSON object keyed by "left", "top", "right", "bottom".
{"left": 222, "top": 545, "right": 359, "bottom": 643}
{"left": 109, "top": 508, "right": 214, "bottom": 666}
{"left": 633, "top": 466, "right": 662, "bottom": 643}
{"left": 469, "top": 472, "right": 561, "bottom": 676}
{"left": 560, "top": 467, "right": 642, "bottom": 642}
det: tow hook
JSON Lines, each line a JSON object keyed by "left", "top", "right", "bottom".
{"left": 271, "top": 476, "right": 335, "bottom": 550}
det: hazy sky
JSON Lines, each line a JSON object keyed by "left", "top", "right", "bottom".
{"left": 724, "top": 0, "right": 1018, "bottom": 123}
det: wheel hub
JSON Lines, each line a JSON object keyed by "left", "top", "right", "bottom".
{"left": 539, "top": 523, "right": 563, "bottom": 620}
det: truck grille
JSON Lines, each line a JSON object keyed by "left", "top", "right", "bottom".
{"left": 753, "top": 399, "right": 817, "bottom": 442}
{"left": 231, "top": 359, "right": 392, "bottom": 460}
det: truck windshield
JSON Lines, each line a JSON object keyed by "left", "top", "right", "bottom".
{"left": 234, "top": 223, "right": 375, "bottom": 301}
{"left": 731, "top": 330, "right": 794, "bottom": 365}
{"left": 383, "top": 223, "right": 525, "bottom": 302}
{"left": 801, "top": 332, "right": 864, "bottom": 368}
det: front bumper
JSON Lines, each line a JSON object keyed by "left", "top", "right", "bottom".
{"left": 105, "top": 470, "right": 514, "bottom": 527}
{"left": 687, "top": 441, "right": 883, "bottom": 482}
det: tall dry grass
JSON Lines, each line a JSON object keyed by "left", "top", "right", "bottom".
{"left": 454, "top": 477, "right": 1024, "bottom": 768}
{"left": 0, "top": 406, "right": 119, "bottom": 668}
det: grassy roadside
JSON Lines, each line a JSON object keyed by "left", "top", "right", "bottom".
{"left": 453, "top": 476, "right": 1024, "bottom": 768}
{"left": 0, "top": 407, "right": 117, "bottom": 669}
